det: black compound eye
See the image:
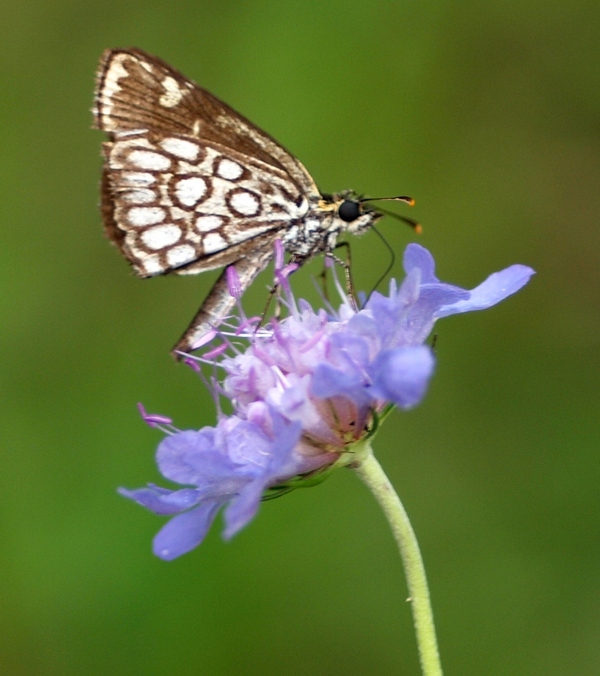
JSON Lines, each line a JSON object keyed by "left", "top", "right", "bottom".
{"left": 338, "top": 200, "right": 361, "bottom": 222}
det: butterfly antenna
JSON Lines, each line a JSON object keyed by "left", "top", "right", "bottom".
{"left": 361, "top": 195, "right": 415, "bottom": 206}
{"left": 360, "top": 195, "right": 422, "bottom": 234}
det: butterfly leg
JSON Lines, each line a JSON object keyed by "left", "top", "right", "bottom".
{"left": 325, "top": 241, "right": 358, "bottom": 309}
{"left": 256, "top": 279, "right": 282, "bottom": 331}
{"left": 256, "top": 250, "right": 305, "bottom": 331}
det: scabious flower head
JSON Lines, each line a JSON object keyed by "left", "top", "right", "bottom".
{"left": 120, "top": 243, "right": 534, "bottom": 559}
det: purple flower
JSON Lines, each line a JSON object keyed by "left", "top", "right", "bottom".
{"left": 120, "top": 406, "right": 311, "bottom": 559}
{"left": 121, "top": 243, "right": 534, "bottom": 558}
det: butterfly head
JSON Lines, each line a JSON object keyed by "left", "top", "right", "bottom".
{"left": 329, "top": 192, "right": 421, "bottom": 237}
{"left": 320, "top": 191, "right": 383, "bottom": 236}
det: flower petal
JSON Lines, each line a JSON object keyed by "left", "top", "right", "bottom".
{"left": 118, "top": 485, "right": 203, "bottom": 515}
{"left": 153, "top": 501, "right": 223, "bottom": 560}
{"left": 311, "top": 363, "right": 371, "bottom": 409}
{"left": 364, "top": 270, "right": 468, "bottom": 348}
{"left": 222, "top": 480, "right": 265, "bottom": 540}
{"left": 223, "top": 408, "right": 303, "bottom": 539}
{"left": 435, "top": 265, "right": 535, "bottom": 318}
{"left": 221, "top": 417, "right": 274, "bottom": 471}
{"left": 273, "top": 376, "right": 340, "bottom": 446}
{"left": 156, "top": 428, "right": 234, "bottom": 485}
{"left": 369, "top": 346, "right": 435, "bottom": 408}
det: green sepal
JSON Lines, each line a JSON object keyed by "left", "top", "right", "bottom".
{"left": 261, "top": 460, "right": 342, "bottom": 501}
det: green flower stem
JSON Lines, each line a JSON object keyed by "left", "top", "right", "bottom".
{"left": 351, "top": 443, "right": 443, "bottom": 676}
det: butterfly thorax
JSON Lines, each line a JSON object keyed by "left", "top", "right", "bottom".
{"left": 281, "top": 191, "right": 382, "bottom": 260}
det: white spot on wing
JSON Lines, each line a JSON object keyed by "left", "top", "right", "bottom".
{"left": 141, "top": 225, "right": 182, "bottom": 249}
{"left": 128, "top": 207, "right": 166, "bottom": 226}
{"left": 195, "top": 215, "right": 223, "bottom": 232}
{"left": 114, "top": 129, "right": 144, "bottom": 138}
{"left": 129, "top": 150, "right": 171, "bottom": 171}
{"left": 167, "top": 244, "right": 196, "bottom": 267}
{"left": 175, "top": 177, "right": 207, "bottom": 207}
{"left": 217, "top": 158, "right": 244, "bottom": 180}
{"left": 161, "top": 138, "right": 200, "bottom": 160}
{"left": 123, "top": 189, "right": 156, "bottom": 203}
{"left": 159, "top": 76, "right": 183, "bottom": 108}
{"left": 140, "top": 254, "right": 163, "bottom": 275}
{"left": 122, "top": 172, "right": 155, "bottom": 186}
{"left": 203, "top": 232, "right": 227, "bottom": 253}
{"left": 229, "top": 191, "right": 260, "bottom": 216}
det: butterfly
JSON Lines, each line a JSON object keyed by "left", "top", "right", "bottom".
{"left": 93, "top": 48, "right": 416, "bottom": 355}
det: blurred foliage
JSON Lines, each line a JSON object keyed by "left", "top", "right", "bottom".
{"left": 1, "top": 0, "right": 599, "bottom": 674}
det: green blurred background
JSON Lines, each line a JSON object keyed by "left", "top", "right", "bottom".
{"left": 1, "top": 0, "right": 599, "bottom": 673}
